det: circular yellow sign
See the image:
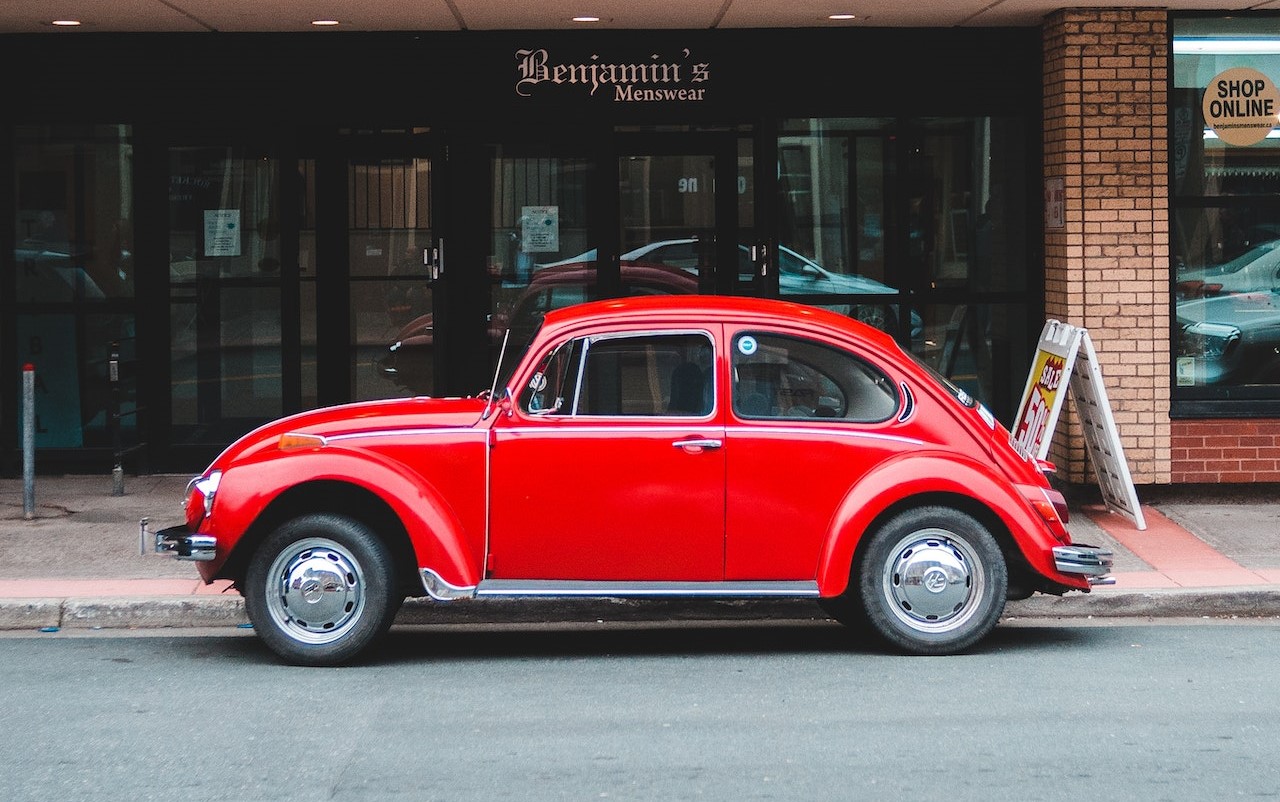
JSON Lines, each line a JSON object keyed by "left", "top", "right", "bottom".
{"left": 1202, "top": 67, "right": 1280, "bottom": 146}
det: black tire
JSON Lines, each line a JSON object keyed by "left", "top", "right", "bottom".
{"left": 244, "top": 513, "right": 401, "bottom": 666}
{"left": 857, "top": 506, "right": 1007, "bottom": 655}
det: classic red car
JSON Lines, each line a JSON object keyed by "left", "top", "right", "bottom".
{"left": 152, "top": 295, "right": 1111, "bottom": 665}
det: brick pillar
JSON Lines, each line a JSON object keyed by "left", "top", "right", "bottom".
{"left": 1042, "top": 9, "right": 1171, "bottom": 486}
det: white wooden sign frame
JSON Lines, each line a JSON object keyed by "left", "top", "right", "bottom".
{"left": 1012, "top": 320, "right": 1146, "bottom": 530}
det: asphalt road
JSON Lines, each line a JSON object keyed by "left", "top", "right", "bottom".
{"left": 2, "top": 619, "right": 1278, "bottom": 801}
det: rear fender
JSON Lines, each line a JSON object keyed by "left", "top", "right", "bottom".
{"left": 816, "top": 453, "right": 1070, "bottom": 597}
{"left": 201, "top": 450, "right": 481, "bottom": 591}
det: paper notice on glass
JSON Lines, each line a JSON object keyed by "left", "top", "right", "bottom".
{"left": 204, "top": 209, "right": 241, "bottom": 257}
{"left": 521, "top": 206, "right": 559, "bottom": 253}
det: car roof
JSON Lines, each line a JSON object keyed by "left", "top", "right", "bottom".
{"left": 539, "top": 294, "right": 899, "bottom": 349}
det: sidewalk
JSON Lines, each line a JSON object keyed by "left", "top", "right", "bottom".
{"left": 1, "top": 473, "right": 1278, "bottom": 631}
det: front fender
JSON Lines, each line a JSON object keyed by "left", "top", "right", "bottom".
{"left": 815, "top": 452, "right": 1068, "bottom": 597}
{"left": 198, "top": 448, "right": 482, "bottom": 591}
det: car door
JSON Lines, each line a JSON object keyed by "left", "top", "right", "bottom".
{"left": 488, "top": 328, "right": 725, "bottom": 581}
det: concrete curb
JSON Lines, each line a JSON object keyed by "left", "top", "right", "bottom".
{"left": 0, "top": 599, "right": 62, "bottom": 630}
{"left": 0, "top": 596, "right": 249, "bottom": 631}
{"left": 3, "top": 588, "right": 1280, "bottom": 632}
{"left": 1005, "top": 587, "right": 1280, "bottom": 619}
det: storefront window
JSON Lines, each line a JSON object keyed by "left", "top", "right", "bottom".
{"left": 778, "top": 118, "right": 894, "bottom": 296}
{"left": 778, "top": 117, "right": 1031, "bottom": 421}
{"left": 168, "top": 146, "right": 284, "bottom": 441}
{"left": 9, "top": 125, "right": 134, "bottom": 449}
{"left": 488, "top": 152, "right": 594, "bottom": 383}
{"left": 348, "top": 155, "right": 434, "bottom": 401}
{"left": 1173, "top": 17, "right": 1280, "bottom": 401}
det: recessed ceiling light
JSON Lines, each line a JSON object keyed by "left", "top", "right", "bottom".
{"left": 572, "top": 16, "right": 601, "bottom": 23}
{"left": 50, "top": 19, "right": 82, "bottom": 26}
{"left": 828, "top": 13, "right": 857, "bottom": 20}
{"left": 311, "top": 19, "right": 340, "bottom": 26}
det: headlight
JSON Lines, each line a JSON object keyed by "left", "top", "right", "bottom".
{"left": 1179, "top": 321, "right": 1240, "bottom": 359}
{"left": 184, "top": 470, "right": 222, "bottom": 521}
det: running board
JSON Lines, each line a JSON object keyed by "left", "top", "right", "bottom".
{"left": 418, "top": 569, "right": 820, "bottom": 601}
{"left": 475, "top": 580, "right": 821, "bottom": 598}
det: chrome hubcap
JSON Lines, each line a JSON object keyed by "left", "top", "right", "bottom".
{"left": 265, "top": 537, "right": 366, "bottom": 645}
{"left": 882, "top": 529, "right": 985, "bottom": 634}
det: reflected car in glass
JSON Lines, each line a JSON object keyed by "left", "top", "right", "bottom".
{"left": 152, "top": 296, "right": 1112, "bottom": 665}
{"left": 540, "top": 239, "right": 920, "bottom": 336}
{"left": 1176, "top": 239, "right": 1280, "bottom": 385}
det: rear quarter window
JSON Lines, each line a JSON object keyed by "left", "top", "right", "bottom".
{"left": 731, "top": 332, "right": 898, "bottom": 423}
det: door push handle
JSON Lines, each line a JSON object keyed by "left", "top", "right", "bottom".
{"left": 751, "top": 242, "right": 770, "bottom": 278}
{"left": 424, "top": 238, "right": 445, "bottom": 281}
{"left": 672, "top": 438, "right": 722, "bottom": 452}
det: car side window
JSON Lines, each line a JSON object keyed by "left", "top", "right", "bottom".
{"left": 731, "top": 333, "right": 898, "bottom": 423}
{"left": 520, "top": 338, "right": 586, "bottom": 415}
{"left": 522, "top": 331, "right": 715, "bottom": 417}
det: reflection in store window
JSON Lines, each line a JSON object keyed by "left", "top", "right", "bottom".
{"left": 1173, "top": 18, "right": 1280, "bottom": 394}
{"left": 10, "top": 125, "right": 135, "bottom": 449}
{"left": 168, "top": 146, "right": 284, "bottom": 440}
{"left": 777, "top": 117, "right": 1030, "bottom": 421}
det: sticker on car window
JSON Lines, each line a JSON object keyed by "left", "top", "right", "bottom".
{"left": 738, "top": 336, "right": 758, "bottom": 356}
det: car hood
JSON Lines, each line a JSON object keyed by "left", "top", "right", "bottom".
{"left": 782, "top": 270, "right": 897, "bottom": 295}
{"left": 1177, "top": 242, "right": 1280, "bottom": 295}
{"left": 208, "top": 396, "right": 489, "bottom": 470}
{"left": 1177, "top": 291, "right": 1280, "bottom": 330}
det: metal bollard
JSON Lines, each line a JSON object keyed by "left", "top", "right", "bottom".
{"left": 22, "top": 363, "right": 35, "bottom": 520}
{"left": 110, "top": 342, "right": 124, "bottom": 496}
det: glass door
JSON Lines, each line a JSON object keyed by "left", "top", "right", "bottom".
{"left": 345, "top": 152, "right": 438, "bottom": 400}
{"left": 474, "top": 131, "right": 753, "bottom": 387}
{"left": 615, "top": 133, "right": 750, "bottom": 298}
{"left": 484, "top": 147, "right": 596, "bottom": 381}
{"left": 167, "top": 143, "right": 295, "bottom": 445}
{"left": 776, "top": 118, "right": 907, "bottom": 338}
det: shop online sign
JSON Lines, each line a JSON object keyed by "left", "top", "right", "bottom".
{"left": 1203, "top": 67, "right": 1280, "bottom": 146}
{"left": 515, "top": 48, "right": 710, "bottom": 103}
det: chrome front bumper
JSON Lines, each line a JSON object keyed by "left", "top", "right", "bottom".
{"left": 1053, "top": 543, "right": 1115, "bottom": 586}
{"left": 140, "top": 517, "right": 217, "bottom": 561}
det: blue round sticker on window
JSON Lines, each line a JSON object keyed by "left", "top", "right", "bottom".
{"left": 738, "top": 336, "right": 758, "bottom": 356}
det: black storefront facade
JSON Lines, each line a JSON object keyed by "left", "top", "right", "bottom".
{"left": 0, "top": 28, "right": 1042, "bottom": 474}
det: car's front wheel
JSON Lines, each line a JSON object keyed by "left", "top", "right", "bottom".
{"left": 858, "top": 506, "right": 1007, "bottom": 655}
{"left": 245, "top": 514, "right": 401, "bottom": 666}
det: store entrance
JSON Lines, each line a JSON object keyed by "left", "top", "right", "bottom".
{"left": 464, "top": 130, "right": 755, "bottom": 396}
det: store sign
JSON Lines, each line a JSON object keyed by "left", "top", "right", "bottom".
{"left": 1012, "top": 320, "right": 1146, "bottom": 529}
{"left": 1202, "top": 67, "right": 1280, "bottom": 147}
{"left": 515, "top": 48, "right": 710, "bottom": 103}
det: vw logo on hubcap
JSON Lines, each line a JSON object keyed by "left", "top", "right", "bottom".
{"left": 922, "top": 567, "right": 950, "bottom": 594}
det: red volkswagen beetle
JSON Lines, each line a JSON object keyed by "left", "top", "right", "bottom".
{"left": 153, "top": 296, "right": 1111, "bottom": 665}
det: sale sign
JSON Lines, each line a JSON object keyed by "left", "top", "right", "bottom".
{"left": 1010, "top": 351, "right": 1068, "bottom": 460}
{"left": 1011, "top": 321, "right": 1082, "bottom": 462}
{"left": 1011, "top": 319, "right": 1145, "bottom": 530}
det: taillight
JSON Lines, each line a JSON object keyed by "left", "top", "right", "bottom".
{"left": 1042, "top": 486, "right": 1070, "bottom": 524}
{"left": 1021, "top": 484, "right": 1072, "bottom": 543}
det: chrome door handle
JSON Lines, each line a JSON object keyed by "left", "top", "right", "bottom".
{"left": 672, "top": 438, "right": 722, "bottom": 451}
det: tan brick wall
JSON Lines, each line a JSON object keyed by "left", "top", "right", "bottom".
{"left": 1042, "top": 9, "right": 1171, "bottom": 485}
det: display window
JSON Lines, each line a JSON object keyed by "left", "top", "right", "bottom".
{"left": 1173, "top": 16, "right": 1280, "bottom": 408}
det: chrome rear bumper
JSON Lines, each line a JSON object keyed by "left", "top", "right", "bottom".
{"left": 140, "top": 517, "right": 217, "bottom": 561}
{"left": 1053, "top": 543, "right": 1115, "bottom": 586}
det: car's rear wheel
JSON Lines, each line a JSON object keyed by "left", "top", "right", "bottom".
{"left": 858, "top": 506, "right": 1007, "bottom": 655}
{"left": 245, "top": 513, "right": 401, "bottom": 666}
